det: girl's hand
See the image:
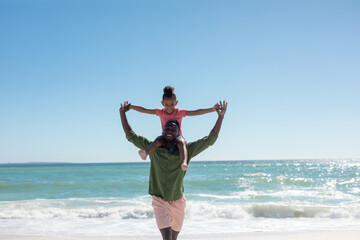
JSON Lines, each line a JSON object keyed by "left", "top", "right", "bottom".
{"left": 216, "top": 100, "right": 227, "bottom": 117}
{"left": 119, "top": 101, "right": 131, "bottom": 113}
{"left": 181, "top": 162, "right": 188, "bottom": 171}
{"left": 213, "top": 103, "right": 220, "bottom": 111}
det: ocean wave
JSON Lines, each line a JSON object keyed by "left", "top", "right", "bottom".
{"left": 1, "top": 198, "right": 360, "bottom": 220}
{"left": 241, "top": 173, "right": 316, "bottom": 185}
{"left": 244, "top": 172, "right": 269, "bottom": 177}
{"left": 188, "top": 188, "right": 359, "bottom": 202}
{"left": 0, "top": 197, "right": 154, "bottom": 220}
{"left": 186, "top": 201, "right": 360, "bottom": 219}
{"left": 0, "top": 205, "right": 154, "bottom": 220}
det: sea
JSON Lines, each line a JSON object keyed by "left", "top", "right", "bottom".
{"left": 1, "top": 159, "right": 360, "bottom": 237}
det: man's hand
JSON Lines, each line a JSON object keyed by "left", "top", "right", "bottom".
{"left": 119, "top": 101, "right": 131, "bottom": 113}
{"left": 211, "top": 100, "right": 227, "bottom": 134}
{"left": 216, "top": 100, "right": 227, "bottom": 117}
{"left": 119, "top": 101, "right": 132, "bottom": 134}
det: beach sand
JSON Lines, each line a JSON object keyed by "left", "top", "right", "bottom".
{"left": 2, "top": 230, "right": 360, "bottom": 240}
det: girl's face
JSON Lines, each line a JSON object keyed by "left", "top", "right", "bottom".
{"left": 161, "top": 97, "right": 178, "bottom": 114}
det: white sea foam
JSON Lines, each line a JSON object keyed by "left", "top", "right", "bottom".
{"left": 0, "top": 207, "right": 154, "bottom": 220}
{"left": 2, "top": 160, "right": 360, "bottom": 236}
{"left": 1, "top": 198, "right": 360, "bottom": 220}
{"left": 2, "top": 199, "right": 360, "bottom": 236}
{"left": 244, "top": 172, "right": 269, "bottom": 177}
{"left": 192, "top": 188, "right": 359, "bottom": 204}
{"left": 187, "top": 201, "right": 360, "bottom": 219}
{"left": 349, "top": 188, "right": 360, "bottom": 194}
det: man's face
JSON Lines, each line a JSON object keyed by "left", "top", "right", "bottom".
{"left": 163, "top": 122, "right": 179, "bottom": 142}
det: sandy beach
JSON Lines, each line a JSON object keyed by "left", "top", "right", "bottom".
{"left": 2, "top": 230, "right": 360, "bottom": 240}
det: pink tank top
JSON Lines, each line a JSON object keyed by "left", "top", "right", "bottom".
{"left": 155, "top": 108, "right": 187, "bottom": 136}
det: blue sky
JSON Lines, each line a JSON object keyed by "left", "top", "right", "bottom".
{"left": 0, "top": 0, "right": 359, "bottom": 163}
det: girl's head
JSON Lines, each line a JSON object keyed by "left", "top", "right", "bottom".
{"left": 162, "top": 86, "right": 178, "bottom": 114}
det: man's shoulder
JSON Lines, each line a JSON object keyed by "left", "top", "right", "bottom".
{"left": 126, "top": 129, "right": 148, "bottom": 139}
{"left": 126, "top": 129, "right": 136, "bottom": 138}
{"left": 126, "top": 130, "right": 152, "bottom": 149}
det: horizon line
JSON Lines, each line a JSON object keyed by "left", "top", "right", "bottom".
{"left": 1, "top": 158, "right": 359, "bottom": 165}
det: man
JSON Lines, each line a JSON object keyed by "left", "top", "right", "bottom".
{"left": 119, "top": 100, "right": 227, "bottom": 240}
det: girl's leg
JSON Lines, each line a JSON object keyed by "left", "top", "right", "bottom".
{"left": 176, "top": 137, "right": 188, "bottom": 171}
{"left": 139, "top": 136, "right": 164, "bottom": 160}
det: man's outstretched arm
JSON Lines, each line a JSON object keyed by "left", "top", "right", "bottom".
{"left": 119, "top": 101, "right": 132, "bottom": 134}
{"left": 119, "top": 101, "right": 152, "bottom": 151}
{"left": 187, "top": 100, "right": 227, "bottom": 159}
{"left": 212, "top": 100, "right": 228, "bottom": 134}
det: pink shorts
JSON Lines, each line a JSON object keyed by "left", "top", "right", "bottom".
{"left": 152, "top": 194, "right": 186, "bottom": 232}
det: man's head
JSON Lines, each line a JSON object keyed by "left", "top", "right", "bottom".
{"left": 163, "top": 120, "right": 180, "bottom": 142}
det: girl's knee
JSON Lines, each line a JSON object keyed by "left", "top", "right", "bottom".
{"left": 155, "top": 136, "right": 165, "bottom": 146}
{"left": 176, "top": 138, "right": 186, "bottom": 146}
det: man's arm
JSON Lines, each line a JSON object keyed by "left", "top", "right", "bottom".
{"left": 185, "top": 103, "right": 218, "bottom": 116}
{"left": 212, "top": 100, "right": 227, "bottom": 134}
{"left": 187, "top": 101, "right": 228, "bottom": 159}
{"left": 130, "top": 104, "right": 156, "bottom": 115}
{"left": 119, "top": 101, "right": 152, "bottom": 150}
{"left": 119, "top": 101, "right": 132, "bottom": 134}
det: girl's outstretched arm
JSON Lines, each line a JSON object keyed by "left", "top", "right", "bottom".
{"left": 130, "top": 105, "right": 156, "bottom": 115}
{"left": 186, "top": 103, "right": 218, "bottom": 116}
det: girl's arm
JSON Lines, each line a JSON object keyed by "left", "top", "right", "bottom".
{"left": 186, "top": 103, "right": 218, "bottom": 116}
{"left": 130, "top": 104, "right": 156, "bottom": 115}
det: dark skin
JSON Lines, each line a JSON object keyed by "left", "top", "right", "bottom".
{"left": 131, "top": 97, "right": 218, "bottom": 170}
{"left": 120, "top": 100, "right": 227, "bottom": 138}
{"left": 119, "top": 100, "right": 227, "bottom": 240}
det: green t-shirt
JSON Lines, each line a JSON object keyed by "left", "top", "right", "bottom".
{"left": 126, "top": 130, "right": 218, "bottom": 201}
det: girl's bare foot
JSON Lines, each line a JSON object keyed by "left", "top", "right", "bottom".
{"left": 139, "top": 150, "right": 147, "bottom": 160}
{"left": 181, "top": 162, "right": 188, "bottom": 171}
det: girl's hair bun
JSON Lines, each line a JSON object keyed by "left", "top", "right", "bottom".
{"left": 162, "top": 86, "right": 176, "bottom": 100}
{"left": 163, "top": 86, "right": 175, "bottom": 95}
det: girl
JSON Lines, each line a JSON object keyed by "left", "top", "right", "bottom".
{"left": 130, "top": 86, "right": 218, "bottom": 171}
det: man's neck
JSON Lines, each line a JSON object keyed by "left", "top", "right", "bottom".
{"left": 164, "top": 141, "right": 176, "bottom": 149}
